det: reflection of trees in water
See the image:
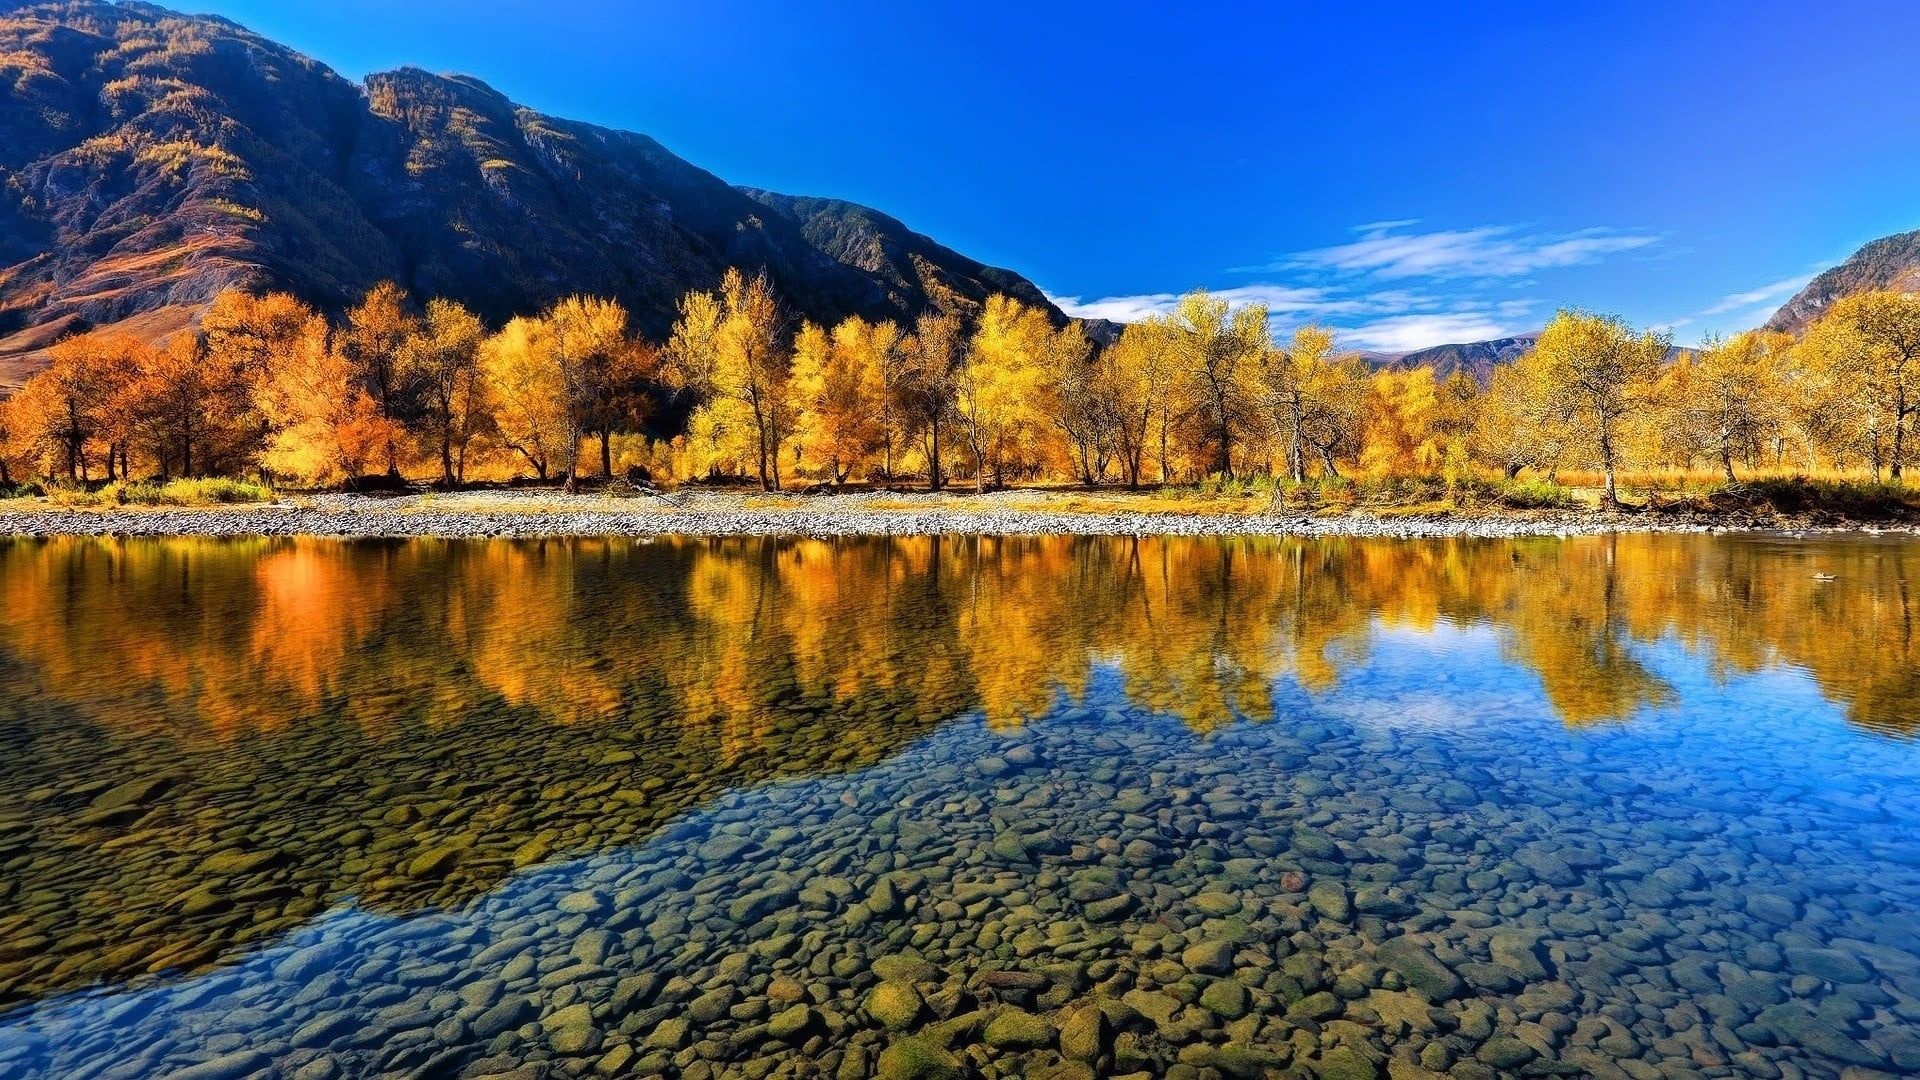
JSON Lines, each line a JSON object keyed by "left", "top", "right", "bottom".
{"left": 0, "top": 532, "right": 1914, "bottom": 1007}
{"left": 2, "top": 532, "right": 1915, "bottom": 740}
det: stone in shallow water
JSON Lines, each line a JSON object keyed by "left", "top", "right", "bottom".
{"left": 1489, "top": 932, "right": 1549, "bottom": 982}
{"left": 156, "top": 1052, "right": 271, "bottom": 1080}
{"left": 1783, "top": 946, "right": 1872, "bottom": 984}
{"left": 89, "top": 775, "right": 175, "bottom": 812}
{"left": 1181, "top": 939, "right": 1235, "bottom": 976}
{"left": 876, "top": 1035, "right": 963, "bottom": 1080}
{"left": 544, "top": 1003, "right": 599, "bottom": 1054}
{"left": 866, "top": 982, "right": 923, "bottom": 1031}
{"left": 1192, "top": 891, "right": 1242, "bottom": 916}
{"left": 766, "top": 1004, "right": 814, "bottom": 1040}
{"left": 1755, "top": 1003, "right": 1886, "bottom": 1067}
{"left": 472, "top": 997, "right": 536, "bottom": 1040}
{"left": 983, "top": 1007, "right": 1052, "bottom": 1049}
{"left": 1475, "top": 1037, "right": 1536, "bottom": 1069}
{"left": 1308, "top": 880, "right": 1351, "bottom": 921}
{"left": 873, "top": 954, "right": 937, "bottom": 983}
{"left": 1057, "top": 1004, "right": 1109, "bottom": 1061}
{"left": 1377, "top": 937, "right": 1462, "bottom": 1001}
{"left": 643, "top": 1016, "right": 690, "bottom": 1050}
{"left": 1313, "top": 1046, "right": 1380, "bottom": 1080}
{"left": 1199, "top": 978, "right": 1250, "bottom": 1019}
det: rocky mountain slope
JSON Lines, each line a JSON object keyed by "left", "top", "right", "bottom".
{"left": 0, "top": 1, "right": 1061, "bottom": 387}
{"left": 1766, "top": 228, "right": 1920, "bottom": 333}
{"left": 1379, "top": 334, "right": 1541, "bottom": 382}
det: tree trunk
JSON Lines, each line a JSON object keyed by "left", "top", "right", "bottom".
{"left": 1721, "top": 447, "right": 1736, "bottom": 485}
{"left": 1288, "top": 404, "right": 1306, "bottom": 484}
{"left": 1319, "top": 446, "right": 1340, "bottom": 479}
{"left": 929, "top": 415, "right": 943, "bottom": 492}
{"left": 1504, "top": 462, "right": 1522, "bottom": 481}
{"left": 1599, "top": 422, "right": 1621, "bottom": 509}
{"left": 601, "top": 430, "right": 614, "bottom": 479}
{"left": 1894, "top": 402, "right": 1907, "bottom": 482}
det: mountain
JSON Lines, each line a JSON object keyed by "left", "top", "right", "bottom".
{"left": 1766, "top": 228, "right": 1920, "bottom": 334}
{"left": 0, "top": 1, "right": 1062, "bottom": 388}
{"left": 1379, "top": 334, "right": 1541, "bottom": 382}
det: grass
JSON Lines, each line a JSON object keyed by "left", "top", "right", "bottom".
{"left": 40, "top": 478, "right": 277, "bottom": 508}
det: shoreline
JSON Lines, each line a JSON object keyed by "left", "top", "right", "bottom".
{"left": 0, "top": 490, "right": 1909, "bottom": 540}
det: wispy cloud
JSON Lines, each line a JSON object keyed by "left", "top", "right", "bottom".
{"left": 1693, "top": 274, "right": 1814, "bottom": 317}
{"left": 1050, "top": 219, "right": 1655, "bottom": 354}
{"left": 1285, "top": 223, "right": 1659, "bottom": 281}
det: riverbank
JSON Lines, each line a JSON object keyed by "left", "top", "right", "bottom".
{"left": 0, "top": 487, "right": 1909, "bottom": 539}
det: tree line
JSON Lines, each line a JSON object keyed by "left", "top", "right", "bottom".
{"left": 3, "top": 272, "right": 1919, "bottom": 497}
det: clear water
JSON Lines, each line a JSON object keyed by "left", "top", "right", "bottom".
{"left": 0, "top": 533, "right": 1916, "bottom": 1080}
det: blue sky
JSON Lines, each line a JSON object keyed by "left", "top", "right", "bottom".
{"left": 192, "top": 0, "right": 1920, "bottom": 352}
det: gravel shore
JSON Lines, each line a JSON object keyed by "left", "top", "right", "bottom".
{"left": 0, "top": 488, "right": 1895, "bottom": 539}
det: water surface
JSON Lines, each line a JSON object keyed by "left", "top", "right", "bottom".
{"left": 1, "top": 533, "right": 1917, "bottom": 1079}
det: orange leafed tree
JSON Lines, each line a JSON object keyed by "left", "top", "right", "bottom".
{"left": 253, "top": 316, "right": 402, "bottom": 485}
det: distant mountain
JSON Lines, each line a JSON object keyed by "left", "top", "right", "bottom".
{"left": 1378, "top": 334, "right": 1541, "bottom": 382}
{"left": 1766, "top": 228, "right": 1920, "bottom": 334}
{"left": 0, "top": 1, "right": 1062, "bottom": 388}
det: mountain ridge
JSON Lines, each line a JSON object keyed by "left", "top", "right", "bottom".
{"left": 0, "top": 1, "right": 1063, "bottom": 387}
{"left": 1765, "top": 227, "right": 1920, "bottom": 333}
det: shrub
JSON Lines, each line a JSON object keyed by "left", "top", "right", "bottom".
{"left": 1699, "top": 477, "right": 1920, "bottom": 522}
{"left": 45, "top": 478, "right": 276, "bottom": 507}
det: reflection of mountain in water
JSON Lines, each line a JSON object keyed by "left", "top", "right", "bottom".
{"left": 0, "top": 533, "right": 1916, "bottom": 1008}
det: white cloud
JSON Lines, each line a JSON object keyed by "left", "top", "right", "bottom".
{"left": 1288, "top": 223, "right": 1659, "bottom": 280}
{"left": 1334, "top": 312, "right": 1523, "bottom": 354}
{"left": 1047, "top": 284, "right": 1364, "bottom": 323}
{"left": 1049, "top": 285, "right": 1532, "bottom": 354}
{"left": 1693, "top": 274, "right": 1814, "bottom": 317}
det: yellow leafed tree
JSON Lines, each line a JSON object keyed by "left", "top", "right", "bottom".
{"left": 957, "top": 295, "right": 1053, "bottom": 491}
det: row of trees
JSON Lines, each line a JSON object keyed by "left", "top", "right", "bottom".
{"left": 4, "top": 274, "right": 1920, "bottom": 496}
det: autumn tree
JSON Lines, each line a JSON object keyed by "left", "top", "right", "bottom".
{"left": 958, "top": 296, "right": 1053, "bottom": 491}
{"left": 401, "top": 298, "right": 488, "bottom": 485}
{"left": 1657, "top": 331, "right": 1788, "bottom": 482}
{"left": 1364, "top": 365, "right": 1478, "bottom": 478}
{"left": 1260, "top": 325, "right": 1336, "bottom": 482}
{"left": 1532, "top": 309, "right": 1669, "bottom": 507}
{"left": 1167, "top": 290, "right": 1266, "bottom": 478}
{"left": 1818, "top": 290, "right": 1920, "bottom": 480}
{"left": 122, "top": 331, "right": 246, "bottom": 478}
{"left": 670, "top": 270, "right": 790, "bottom": 490}
{"left": 483, "top": 317, "right": 568, "bottom": 481}
{"left": 1099, "top": 321, "right": 1177, "bottom": 488}
{"left": 1296, "top": 353, "right": 1371, "bottom": 478}
{"left": 254, "top": 318, "right": 401, "bottom": 485}
{"left": 11, "top": 332, "right": 147, "bottom": 481}
{"left": 340, "top": 281, "right": 421, "bottom": 476}
{"left": 202, "top": 290, "right": 325, "bottom": 465}
{"left": 1044, "top": 322, "right": 1109, "bottom": 485}
{"left": 0, "top": 393, "right": 33, "bottom": 487}
{"left": 790, "top": 318, "right": 886, "bottom": 486}
{"left": 544, "top": 295, "right": 644, "bottom": 487}
{"left": 900, "top": 310, "right": 963, "bottom": 490}
{"left": 1473, "top": 349, "right": 1573, "bottom": 479}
